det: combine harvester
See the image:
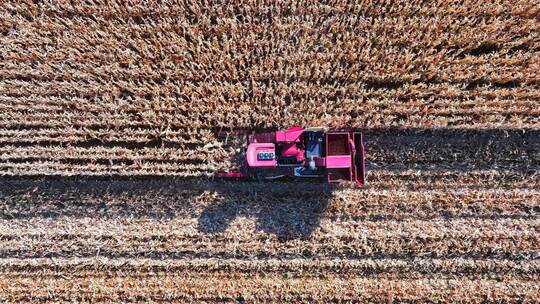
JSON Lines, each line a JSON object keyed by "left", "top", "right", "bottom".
{"left": 217, "top": 127, "right": 366, "bottom": 186}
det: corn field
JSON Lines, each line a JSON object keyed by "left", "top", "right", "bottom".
{"left": 0, "top": 0, "right": 539, "bottom": 302}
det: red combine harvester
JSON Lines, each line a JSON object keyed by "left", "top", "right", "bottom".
{"left": 216, "top": 127, "right": 366, "bottom": 186}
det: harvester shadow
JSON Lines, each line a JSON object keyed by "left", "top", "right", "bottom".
{"left": 0, "top": 177, "right": 203, "bottom": 220}
{"left": 198, "top": 181, "right": 335, "bottom": 239}
{"left": 0, "top": 177, "right": 334, "bottom": 240}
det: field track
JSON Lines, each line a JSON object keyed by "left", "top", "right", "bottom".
{"left": 1, "top": 0, "right": 539, "bottom": 302}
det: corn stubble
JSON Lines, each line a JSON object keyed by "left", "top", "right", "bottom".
{"left": 0, "top": 0, "right": 539, "bottom": 302}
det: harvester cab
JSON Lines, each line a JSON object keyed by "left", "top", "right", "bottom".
{"left": 217, "top": 127, "right": 366, "bottom": 186}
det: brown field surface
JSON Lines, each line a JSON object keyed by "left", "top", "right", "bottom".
{"left": 1, "top": 0, "right": 539, "bottom": 302}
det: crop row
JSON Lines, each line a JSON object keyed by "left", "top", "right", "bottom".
{"left": 2, "top": 179, "right": 537, "bottom": 217}
{"left": 3, "top": 0, "right": 538, "bottom": 18}
{"left": 0, "top": 267, "right": 538, "bottom": 303}
{"left": 1, "top": 214, "right": 537, "bottom": 258}
{"left": 1, "top": 97, "right": 538, "bottom": 130}
{"left": 1, "top": 256, "right": 539, "bottom": 279}
{"left": 1, "top": 133, "right": 537, "bottom": 168}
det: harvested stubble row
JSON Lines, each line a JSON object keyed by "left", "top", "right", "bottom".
{"left": 1, "top": 178, "right": 539, "bottom": 302}
{"left": 1, "top": 274, "right": 538, "bottom": 303}
{"left": 2, "top": 218, "right": 539, "bottom": 261}
{"left": 1, "top": 0, "right": 540, "bottom": 302}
